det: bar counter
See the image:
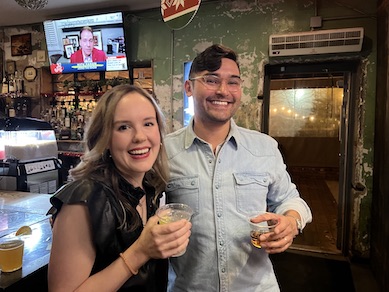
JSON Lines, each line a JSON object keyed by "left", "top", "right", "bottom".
{"left": 0, "top": 190, "right": 52, "bottom": 291}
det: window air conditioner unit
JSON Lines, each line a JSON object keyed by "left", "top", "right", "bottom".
{"left": 269, "top": 27, "right": 364, "bottom": 57}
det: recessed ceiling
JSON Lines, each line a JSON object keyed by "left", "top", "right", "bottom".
{"left": 1, "top": 0, "right": 160, "bottom": 27}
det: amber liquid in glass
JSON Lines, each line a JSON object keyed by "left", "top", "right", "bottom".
{"left": 250, "top": 230, "right": 268, "bottom": 248}
{"left": 0, "top": 240, "right": 24, "bottom": 272}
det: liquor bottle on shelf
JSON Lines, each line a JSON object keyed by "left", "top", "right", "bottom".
{"left": 64, "top": 111, "right": 71, "bottom": 129}
{"left": 1, "top": 77, "right": 8, "bottom": 94}
{"left": 8, "top": 74, "right": 15, "bottom": 93}
{"left": 14, "top": 71, "right": 24, "bottom": 94}
{"left": 4, "top": 102, "right": 9, "bottom": 117}
{"left": 60, "top": 101, "right": 67, "bottom": 120}
{"left": 8, "top": 102, "right": 16, "bottom": 117}
{"left": 14, "top": 71, "right": 19, "bottom": 93}
{"left": 15, "top": 98, "right": 22, "bottom": 116}
{"left": 21, "top": 98, "right": 29, "bottom": 117}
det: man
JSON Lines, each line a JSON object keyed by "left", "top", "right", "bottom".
{"left": 164, "top": 44, "right": 312, "bottom": 291}
{"left": 70, "top": 26, "right": 106, "bottom": 63}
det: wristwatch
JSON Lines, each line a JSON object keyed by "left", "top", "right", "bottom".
{"left": 286, "top": 214, "right": 303, "bottom": 233}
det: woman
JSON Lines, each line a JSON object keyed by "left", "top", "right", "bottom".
{"left": 48, "top": 84, "right": 192, "bottom": 291}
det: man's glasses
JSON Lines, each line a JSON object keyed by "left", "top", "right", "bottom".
{"left": 190, "top": 75, "right": 243, "bottom": 92}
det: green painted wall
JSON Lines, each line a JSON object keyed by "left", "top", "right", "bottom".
{"left": 128, "top": 0, "right": 377, "bottom": 257}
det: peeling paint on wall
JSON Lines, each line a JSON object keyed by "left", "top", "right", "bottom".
{"left": 256, "top": 58, "right": 267, "bottom": 97}
{"left": 237, "top": 48, "right": 258, "bottom": 103}
{"left": 192, "top": 42, "right": 213, "bottom": 56}
{"left": 234, "top": 99, "right": 262, "bottom": 130}
{"left": 363, "top": 158, "right": 373, "bottom": 177}
{"left": 352, "top": 184, "right": 372, "bottom": 257}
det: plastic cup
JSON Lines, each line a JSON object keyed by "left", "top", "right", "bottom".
{"left": 0, "top": 239, "right": 24, "bottom": 272}
{"left": 248, "top": 212, "right": 279, "bottom": 248}
{"left": 156, "top": 203, "right": 193, "bottom": 256}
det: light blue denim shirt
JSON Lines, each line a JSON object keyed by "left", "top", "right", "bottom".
{"left": 164, "top": 119, "right": 312, "bottom": 292}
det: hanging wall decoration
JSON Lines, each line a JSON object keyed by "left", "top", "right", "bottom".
{"left": 6, "top": 61, "right": 16, "bottom": 74}
{"left": 36, "top": 50, "right": 46, "bottom": 62}
{"left": 11, "top": 33, "right": 32, "bottom": 56}
{"left": 23, "top": 66, "right": 37, "bottom": 82}
{"left": 161, "top": 0, "right": 201, "bottom": 30}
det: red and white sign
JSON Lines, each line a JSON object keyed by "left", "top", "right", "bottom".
{"left": 161, "top": 0, "right": 201, "bottom": 22}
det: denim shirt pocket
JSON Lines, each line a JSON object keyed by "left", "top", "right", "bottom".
{"left": 165, "top": 176, "right": 200, "bottom": 215}
{"left": 233, "top": 172, "right": 270, "bottom": 215}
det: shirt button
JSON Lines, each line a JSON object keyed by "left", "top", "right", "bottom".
{"left": 219, "top": 241, "right": 224, "bottom": 246}
{"left": 221, "top": 268, "right": 226, "bottom": 273}
{"left": 209, "top": 160, "right": 212, "bottom": 164}
{"left": 191, "top": 181, "right": 195, "bottom": 186}
{"left": 217, "top": 213, "right": 222, "bottom": 217}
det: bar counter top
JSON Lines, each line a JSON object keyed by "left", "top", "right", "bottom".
{"left": 0, "top": 190, "right": 52, "bottom": 291}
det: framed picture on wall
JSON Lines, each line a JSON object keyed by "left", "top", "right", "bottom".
{"left": 66, "top": 35, "right": 79, "bottom": 50}
{"left": 64, "top": 44, "right": 74, "bottom": 59}
{"left": 23, "top": 66, "right": 37, "bottom": 82}
{"left": 93, "top": 31, "right": 103, "bottom": 50}
{"left": 6, "top": 61, "right": 16, "bottom": 74}
{"left": 37, "top": 50, "right": 46, "bottom": 62}
{"left": 11, "top": 33, "right": 32, "bottom": 56}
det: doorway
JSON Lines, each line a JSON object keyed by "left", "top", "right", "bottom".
{"left": 263, "top": 61, "right": 358, "bottom": 255}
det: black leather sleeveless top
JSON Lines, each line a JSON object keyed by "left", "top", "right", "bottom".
{"left": 48, "top": 178, "right": 168, "bottom": 292}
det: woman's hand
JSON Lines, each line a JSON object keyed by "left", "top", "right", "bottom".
{"left": 133, "top": 215, "right": 192, "bottom": 260}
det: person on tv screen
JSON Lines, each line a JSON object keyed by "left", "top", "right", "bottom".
{"left": 70, "top": 26, "right": 106, "bottom": 63}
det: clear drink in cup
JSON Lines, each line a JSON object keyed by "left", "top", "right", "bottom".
{"left": 156, "top": 203, "right": 193, "bottom": 256}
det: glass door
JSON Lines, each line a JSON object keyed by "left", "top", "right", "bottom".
{"left": 263, "top": 61, "right": 357, "bottom": 254}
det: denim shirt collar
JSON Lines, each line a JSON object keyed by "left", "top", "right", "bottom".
{"left": 184, "top": 117, "right": 239, "bottom": 150}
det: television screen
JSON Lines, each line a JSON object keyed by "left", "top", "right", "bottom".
{"left": 183, "top": 61, "right": 194, "bottom": 126}
{"left": 43, "top": 12, "right": 128, "bottom": 74}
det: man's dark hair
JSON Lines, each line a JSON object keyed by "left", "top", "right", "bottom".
{"left": 189, "top": 44, "right": 239, "bottom": 78}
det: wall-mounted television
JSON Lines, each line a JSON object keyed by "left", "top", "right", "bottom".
{"left": 43, "top": 12, "right": 128, "bottom": 74}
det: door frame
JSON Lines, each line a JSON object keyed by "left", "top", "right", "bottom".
{"left": 263, "top": 60, "right": 360, "bottom": 255}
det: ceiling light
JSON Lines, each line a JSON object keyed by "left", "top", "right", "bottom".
{"left": 14, "top": 0, "right": 48, "bottom": 10}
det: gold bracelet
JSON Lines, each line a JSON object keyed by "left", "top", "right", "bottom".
{"left": 119, "top": 253, "right": 138, "bottom": 275}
